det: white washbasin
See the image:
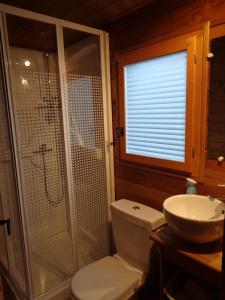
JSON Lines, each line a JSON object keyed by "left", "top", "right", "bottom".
{"left": 163, "top": 194, "right": 224, "bottom": 243}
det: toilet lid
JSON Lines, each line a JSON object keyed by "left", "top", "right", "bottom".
{"left": 71, "top": 256, "right": 140, "bottom": 300}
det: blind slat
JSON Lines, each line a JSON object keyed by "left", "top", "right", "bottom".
{"left": 127, "top": 149, "right": 184, "bottom": 162}
{"left": 127, "top": 119, "right": 185, "bottom": 125}
{"left": 126, "top": 79, "right": 186, "bottom": 91}
{"left": 127, "top": 145, "right": 184, "bottom": 157}
{"left": 127, "top": 98, "right": 184, "bottom": 104}
{"left": 127, "top": 128, "right": 184, "bottom": 134}
{"left": 127, "top": 109, "right": 185, "bottom": 115}
{"left": 127, "top": 88, "right": 185, "bottom": 97}
{"left": 127, "top": 91, "right": 186, "bottom": 100}
{"left": 127, "top": 137, "right": 185, "bottom": 145}
{"left": 128, "top": 132, "right": 185, "bottom": 140}
{"left": 128, "top": 141, "right": 184, "bottom": 148}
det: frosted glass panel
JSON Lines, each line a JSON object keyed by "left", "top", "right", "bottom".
{"left": 125, "top": 51, "right": 187, "bottom": 162}
{"left": 0, "top": 198, "right": 8, "bottom": 272}
{"left": 0, "top": 59, "right": 9, "bottom": 271}
{"left": 63, "top": 29, "right": 109, "bottom": 269}
{"left": 0, "top": 35, "right": 28, "bottom": 296}
{"left": 6, "top": 15, "right": 74, "bottom": 298}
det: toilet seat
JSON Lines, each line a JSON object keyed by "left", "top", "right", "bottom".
{"left": 71, "top": 256, "right": 141, "bottom": 300}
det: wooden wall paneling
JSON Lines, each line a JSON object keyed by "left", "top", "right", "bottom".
{"left": 108, "top": 0, "right": 198, "bottom": 51}
{"left": 115, "top": 162, "right": 186, "bottom": 195}
{"left": 115, "top": 178, "right": 171, "bottom": 211}
{"left": 108, "top": 0, "right": 225, "bottom": 52}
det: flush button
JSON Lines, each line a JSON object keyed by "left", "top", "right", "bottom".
{"left": 133, "top": 206, "right": 140, "bottom": 210}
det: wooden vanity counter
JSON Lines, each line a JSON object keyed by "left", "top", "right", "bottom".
{"left": 151, "top": 226, "right": 222, "bottom": 292}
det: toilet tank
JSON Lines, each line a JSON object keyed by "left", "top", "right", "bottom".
{"left": 110, "top": 199, "right": 165, "bottom": 273}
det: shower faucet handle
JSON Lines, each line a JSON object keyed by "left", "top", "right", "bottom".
{"left": 33, "top": 143, "right": 52, "bottom": 155}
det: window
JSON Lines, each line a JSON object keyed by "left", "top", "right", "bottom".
{"left": 117, "top": 35, "right": 199, "bottom": 172}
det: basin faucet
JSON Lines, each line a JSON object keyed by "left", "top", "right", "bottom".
{"left": 208, "top": 184, "right": 225, "bottom": 202}
{"left": 208, "top": 195, "right": 225, "bottom": 202}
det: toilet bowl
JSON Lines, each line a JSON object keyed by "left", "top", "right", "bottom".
{"left": 71, "top": 256, "right": 142, "bottom": 300}
{"left": 71, "top": 199, "right": 165, "bottom": 300}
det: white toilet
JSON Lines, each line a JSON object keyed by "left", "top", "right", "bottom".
{"left": 71, "top": 199, "right": 165, "bottom": 300}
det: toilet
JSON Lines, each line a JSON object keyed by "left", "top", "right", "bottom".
{"left": 71, "top": 199, "right": 165, "bottom": 300}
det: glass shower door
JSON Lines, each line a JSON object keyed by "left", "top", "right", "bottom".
{"left": 0, "top": 197, "right": 9, "bottom": 272}
{"left": 0, "top": 32, "right": 28, "bottom": 297}
{"left": 5, "top": 15, "right": 75, "bottom": 298}
{"left": 62, "top": 28, "right": 110, "bottom": 269}
{"left": 0, "top": 30, "right": 9, "bottom": 275}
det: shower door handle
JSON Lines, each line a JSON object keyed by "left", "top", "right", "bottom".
{"left": 0, "top": 219, "right": 11, "bottom": 235}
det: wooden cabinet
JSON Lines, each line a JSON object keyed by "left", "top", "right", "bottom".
{"left": 201, "top": 22, "right": 225, "bottom": 183}
{"left": 0, "top": 276, "right": 4, "bottom": 300}
{"left": 151, "top": 226, "right": 222, "bottom": 299}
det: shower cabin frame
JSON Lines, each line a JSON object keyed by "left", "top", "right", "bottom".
{"left": 0, "top": 3, "right": 115, "bottom": 300}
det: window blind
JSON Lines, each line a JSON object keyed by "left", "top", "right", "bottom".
{"left": 124, "top": 51, "right": 187, "bottom": 162}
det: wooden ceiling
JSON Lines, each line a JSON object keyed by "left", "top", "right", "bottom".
{"left": 1, "top": 0, "right": 156, "bottom": 28}
{"left": 2, "top": 0, "right": 158, "bottom": 52}
{"left": 2, "top": 0, "right": 194, "bottom": 52}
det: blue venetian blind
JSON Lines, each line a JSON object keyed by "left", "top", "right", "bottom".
{"left": 125, "top": 51, "right": 187, "bottom": 162}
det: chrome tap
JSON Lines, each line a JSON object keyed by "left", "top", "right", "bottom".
{"left": 208, "top": 183, "right": 225, "bottom": 202}
{"left": 207, "top": 196, "right": 225, "bottom": 218}
{"left": 208, "top": 195, "right": 225, "bottom": 202}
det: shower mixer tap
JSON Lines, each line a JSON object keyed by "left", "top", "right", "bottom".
{"left": 36, "top": 97, "right": 60, "bottom": 124}
{"left": 33, "top": 143, "right": 52, "bottom": 156}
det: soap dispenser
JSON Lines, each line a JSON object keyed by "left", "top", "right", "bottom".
{"left": 186, "top": 178, "right": 197, "bottom": 194}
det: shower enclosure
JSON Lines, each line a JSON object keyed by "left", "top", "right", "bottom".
{"left": 0, "top": 4, "right": 114, "bottom": 300}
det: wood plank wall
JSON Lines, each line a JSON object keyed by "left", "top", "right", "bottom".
{"left": 107, "top": 0, "right": 225, "bottom": 211}
{"left": 208, "top": 37, "right": 225, "bottom": 159}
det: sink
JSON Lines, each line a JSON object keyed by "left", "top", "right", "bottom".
{"left": 163, "top": 194, "right": 224, "bottom": 243}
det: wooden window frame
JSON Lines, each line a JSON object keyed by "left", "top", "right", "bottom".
{"left": 117, "top": 34, "right": 201, "bottom": 173}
